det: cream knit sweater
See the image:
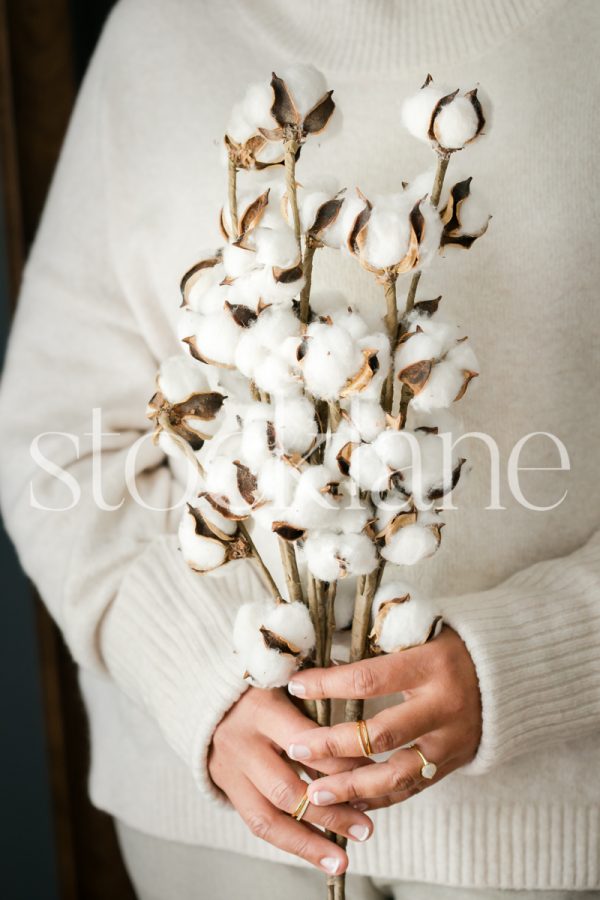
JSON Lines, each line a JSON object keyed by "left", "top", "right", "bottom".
{"left": 1, "top": 0, "right": 599, "bottom": 890}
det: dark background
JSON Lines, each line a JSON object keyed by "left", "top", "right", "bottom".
{"left": 1, "top": 2, "right": 119, "bottom": 898}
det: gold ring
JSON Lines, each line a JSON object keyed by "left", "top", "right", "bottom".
{"left": 356, "top": 720, "right": 373, "bottom": 758}
{"left": 408, "top": 743, "right": 437, "bottom": 780}
{"left": 291, "top": 790, "right": 310, "bottom": 822}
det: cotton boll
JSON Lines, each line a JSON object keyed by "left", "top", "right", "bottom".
{"left": 178, "top": 505, "right": 228, "bottom": 572}
{"left": 256, "top": 456, "right": 299, "bottom": 508}
{"left": 258, "top": 265, "right": 306, "bottom": 305}
{"left": 362, "top": 196, "right": 412, "bottom": 270}
{"left": 157, "top": 355, "right": 211, "bottom": 404}
{"left": 446, "top": 339, "right": 479, "bottom": 374}
{"left": 304, "top": 532, "right": 343, "bottom": 581}
{"left": 433, "top": 96, "right": 480, "bottom": 150}
{"left": 381, "top": 523, "right": 439, "bottom": 566}
{"left": 349, "top": 443, "right": 391, "bottom": 492}
{"left": 222, "top": 242, "right": 256, "bottom": 278}
{"left": 279, "top": 335, "right": 303, "bottom": 369}
{"left": 244, "top": 643, "right": 299, "bottom": 688}
{"left": 372, "top": 429, "right": 417, "bottom": 471}
{"left": 240, "top": 418, "right": 273, "bottom": 471}
{"left": 301, "top": 322, "right": 364, "bottom": 400}
{"left": 204, "top": 456, "right": 253, "bottom": 516}
{"left": 183, "top": 309, "right": 242, "bottom": 368}
{"left": 253, "top": 353, "right": 300, "bottom": 398}
{"left": 254, "top": 226, "right": 300, "bottom": 270}
{"left": 190, "top": 495, "right": 237, "bottom": 538}
{"left": 274, "top": 396, "right": 317, "bottom": 456}
{"left": 370, "top": 581, "right": 440, "bottom": 652}
{"left": 418, "top": 200, "right": 444, "bottom": 268}
{"left": 356, "top": 332, "right": 391, "bottom": 399}
{"left": 241, "top": 81, "right": 277, "bottom": 132}
{"left": 410, "top": 361, "right": 466, "bottom": 413}
{"left": 324, "top": 419, "right": 360, "bottom": 472}
{"left": 184, "top": 260, "right": 227, "bottom": 313}
{"left": 289, "top": 465, "right": 341, "bottom": 530}
{"left": 233, "top": 598, "right": 307, "bottom": 689}
{"left": 401, "top": 85, "right": 447, "bottom": 144}
{"left": 321, "top": 194, "right": 366, "bottom": 251}
{"left": 263, "top": 600, "right": 315, "bottom": 655}
{"left": 234, "top": 329, "right": 263, "bottom": 380}
{"left": 338, "top": 533, "right": 378, "bottom": 576}
{"left": 346, "top": 399, "right": 387, "bottom": 443}
{"left": 226, "top": 102, "right": 257, "bottom": 145}
{"left": 396, "top": 330, "right": 446, "bottom": 373}
{"left": 334, "top": 307, "right": 370, "bottom": 340}
{"left": 253, "top": 305, "right": 302, "bottom": 347}
{"left": 278, "top": 63, "right": 328, "bottom": 118}
{"left": 401, "top": 429, "right": 463, "bottom": 505}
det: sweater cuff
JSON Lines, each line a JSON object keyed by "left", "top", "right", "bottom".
{"left": 100, "top": 534, "right": 269, "bottom": 801}
{"left": 441, "top": 537, "right": 600, "bottom": 775}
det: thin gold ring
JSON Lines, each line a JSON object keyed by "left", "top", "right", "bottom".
{"left": 291, "top": 790, "right": 310, "bottom": 822}
{"left": 356, "top": 720, "right": 373, "bottom": 758}
{"left": 408, "top": 743, "right": 437, "bottom": 780}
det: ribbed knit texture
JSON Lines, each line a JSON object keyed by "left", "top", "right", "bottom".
{"left": 1, "top": 0, "right": 599, "bottom": 889}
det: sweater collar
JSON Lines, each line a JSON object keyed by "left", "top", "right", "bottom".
{"left": 231, "top": 0, "right": 565, "bottom": 76}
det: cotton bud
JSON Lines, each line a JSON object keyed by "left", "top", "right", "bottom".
{"left": 401, "top": 75, "right": 486, "bottom": 154}
{"left": 319, "top": 194, "right": 368, "bottom": 252}
{"left": 299, "top": 321, "right": 364, "bottom": 401}
{"left": 224, "top": 82, "right": 283, "bottom": 170}
{"left": 304, "top": 531, "right": 378, "bottom": 582}
{"left": 440, "top": 177, "right": 491, "bottom": 250}
{"left": 394, "top": 428, "right": 466, "bottom": 507}
{"left": 233, "top": 598, "right": 315, "bottom": 688}
{"left": 409, "top": 340, "right": 479, "bottom": 414}
{"left": 147, "top": 355, "right": 226, "bottom": 451}
{"left": 370, "top": 581, "right": 442, "bottom": 653}
{"left": 178, "top": 503, "right": 249, "bottom": 574}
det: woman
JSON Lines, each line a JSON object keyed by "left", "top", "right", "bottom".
{"left": 1, "top": 0, "right": 599, "bottom": 898}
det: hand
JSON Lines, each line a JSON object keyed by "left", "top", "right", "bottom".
{"left": 285, "top": 627, "right": 481, "bottom": 811}
{"left": 208, "top": 687, "right": 374, "bottom": 876}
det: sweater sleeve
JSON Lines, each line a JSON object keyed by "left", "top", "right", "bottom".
{"left": 442, "top": 526, "right": 600, "bottom": 775}
{"left": 0, "top": 8, "right": 258, "bottom": 800}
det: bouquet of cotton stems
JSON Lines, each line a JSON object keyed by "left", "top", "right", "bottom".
{"left": 147, "top": 66, "right": 490, "bottom": 900}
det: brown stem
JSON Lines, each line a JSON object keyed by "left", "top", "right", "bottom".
{"left": 249, "top": 380, "right": 261, "bottom": 402}
{"left": 284, "top": 139, "right": 302, "bottom": 258}
{"left": 382, "top": 276, "right": 398, "bottom": 413}
{"left": 299, "top": 241, "right": 316, "bottom": 324}
{"left": 431, "top": 152, "right": 450, "bottom": 208}
{"left": 228, "top": 154, "right": 239, "bottom": 238}
{"left": 344, "top": 564, "right": 381, "bottom": 723}
{"left": 327, "top": 399, "right": 342, "bottom": 434}
{"left": 237, "top": 522, "right": 282, "bottom": 603}
{"left": 278, "top": 538, "right": 305, "bottom": 605}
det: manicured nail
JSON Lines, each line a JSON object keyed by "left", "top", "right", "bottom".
{"left": 288, "top": 681, "right": 306, "bottom": 697}
{"left": 288, "top": 744, "right": 311, "bottom": 761}
{"left": 320, "top": 857, "right": 340, "bottom": 875}
{"left": 312, "top": 790, "right": 337, "bottom": 806}
{"left": 351, "top": 801, "right": 369, "bottom": 812}
{"left": 349, "top": 824, "right": 370, "bottom": 842}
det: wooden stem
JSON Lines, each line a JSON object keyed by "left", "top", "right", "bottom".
{"left": 382, "top": 276, "right": 398, "bottom": 413}
{"left": 431, "top": 152, "right": 450, "bottom": 208}
{"left": 299, "top": 241, "right": 316, "bottom": 324}
{"left": 284, "top": 139, "right": 302, "bottom": 257}
{"left": 278, "top": 537, "right": 305, "bottom": 605}
{"left": 237, "top": 522, "right": 282, "bottom": 603}
{"left": 228, "top": 155, "right": 239, "bottom": 237}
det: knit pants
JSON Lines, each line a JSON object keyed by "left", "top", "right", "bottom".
{"left": 116, "top": 822, "right": 590, "bottom": 900}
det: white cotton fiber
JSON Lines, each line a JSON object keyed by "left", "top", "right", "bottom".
{"left": 241, "top": 81, "right": 276, "bottom": 132}
{"left": 157, "top": 355, "right": 211, "bottom": 404}
{"left": 301, "top": 322, "right": 364, "bottom": 400}
{"left": 178, "top": 506, "right": 227, "bottom": 573}
{"left": 274, "top": 396, "right": 317, "bottom": 456}
{"left": 410, "top": 360, "right": 466, "bottom": 413}
{"left": 381, "top": 523, "right": 439, "bottom": 566}
{"left": 287, "top": 465, "right": 341, "bottom": 530}
{"left": 304, "top": 532, "right": 342, "bottom": 581}
{"left": 253, "top": 352, "right": 299, "bottom": 398}
{"left": 395, "top": 330, "right": 445, "bottom": 373}
{"left": 372, "top": 429, "right": 417, "bottom": 471}
{"left": 263, "top": 600, "right": 315, "bottom": 655}
{"left": 240, "top": 418, "right": 273, "bottom": 471}
{"left": 362, "top": 195, "right": 411, "bottom": 270}
{"left": 233, "top": 597, "right": 314, "bottom": 689}
{"left": 278, "top": 63, "right": 328, "bottom": 118}
{"left": 190, "top": 494, "right": 237, "bottom": 537}
{"left": 346, "top": 398, "right": 387, "bottom": 443}
{"left": 433, "top": 96, "right": 480, "bottom": 150}
{"left": 320, "top": 194, "right": 366, "bottom": 251}
{"left": 349, "top": 442, "right": 391, "bottom": 492}
{"left": 401, "top": 85, "right": 447, "bottom": 143}
{"left": 222, "top": 242, "right": 256, "bottom": 278}
{"left": 257, "top": 456, "right": 299, "bottom": 506}
{"left": 254, "top": 226, "right": 300, "bottom": 270}
{"left": 184, "top": 308, "right": 242, "bottom": 368}
{"left": 371, "top": 581, "right": 440, "bottom": 652}
{"left": 334, "top": 306, "right": 370, "bottom": 340}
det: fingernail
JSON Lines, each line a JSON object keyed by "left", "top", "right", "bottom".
{"left": 351, "top": 801, "right": 369, "bottom": 812}
{"left": 312, "top": 790, "right": 337, "bottom": 806}
{"left": 320, "top": 857, "right": 341, "bottom": 875}
{"left": 288, "top": 744, "right": 311, "bottom": 761}
{"left": 288, "top": 681, "right": 306, "bottom": 697}
{"left": 349, "top": 824, "right": 370, "bottom": 842}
